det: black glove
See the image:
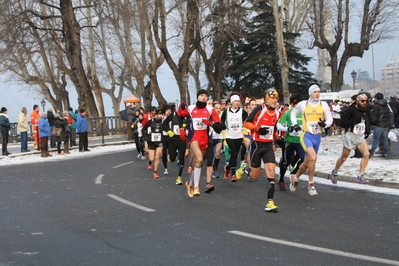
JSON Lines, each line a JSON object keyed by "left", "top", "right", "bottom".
{"left": 258, "top": 127, "right": 269, "bottom": 135}
{"left": 275, "top": 138, "right": 284, "bottom": 148}
{"left": 180, "top": 103, "right": 186, "bottom": 110}
{"left": 365, "top": 133, "right": 369, "bottom": 139}
{"left": 318, "top": 118, "right": 326, "bottom": 128}
{"left": 288, "top": 124, "right": 301, "bottom": 132}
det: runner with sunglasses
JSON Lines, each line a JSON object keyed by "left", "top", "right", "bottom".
{"left": 330, "top": 93, "right": 375, "bottom": 184}
{"left": 242, "top": 88, "right": 283, "bottom": 212}
{"left": 289, "top": 84, "right": 333, "bottom": 196}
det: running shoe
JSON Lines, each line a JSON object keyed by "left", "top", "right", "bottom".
{"left": 137, "top": 154, "right": 141, "bottom": 159}
{"left": 153, "top": 172, "right": 160, "bottom": 179}
{"left": 264, "top": 200, "right": 278, "bottom": 212}
{"left": 175, "top": 176, "right": 183, "bottom": 185}
{"left": 279, "top": 181, "right": 286, "bottom": 191}
{"left": 141, "top": 155, "right": 146, "bottom": 160}
{"left": 308, "top": 183, "right": 318, "bottom": 196}
{"left": 356, "top": 174, "right": 369, "bottom": 184}
{"left": 147, "top": 164, "right": 152, "bottom": 170}
{"left": 204, "top": 183, "right": 215, "bottom": 193}
{"left": 331, "top": 169, "right": 338, "bottom": 184}
{"left": 164, "top": 168, "right": 169, "bottom": 175}
{"left": 289, "top": 174, "right": 299, "bottom": 192}
{"left": 193, "top": 186, "right": 200, "bottom": 196}
{"left": 235, "top": 163, "right": 247, "bottom": 180}
{"left": 212, "top": 171, "right": 219, "bottom": 179}
{"left": 185, "top": 181, "right": 194, "bottom": 198}
{"left": 230, "top": 175, "right": 237, "bottom": 182}
{"left": 224, "top": 165, "right": 230, "bottom": 180}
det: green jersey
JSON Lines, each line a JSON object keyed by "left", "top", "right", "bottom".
{"left": 278, "top": 108, "right": 302, "bottom": 144}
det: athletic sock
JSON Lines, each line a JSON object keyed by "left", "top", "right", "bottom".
{"left": 193, "top": 166, "right": 201, "bottom": 187}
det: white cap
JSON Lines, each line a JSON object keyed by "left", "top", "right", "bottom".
{"left": 230, "top": 95, "right": 240, "bottom": 103}
{"left": 308, "top": 84, "right": 320, "bottom": 95}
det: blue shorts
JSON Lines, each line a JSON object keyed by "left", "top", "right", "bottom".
{"left": 213, "top": 139, "right": 223, "bottom": 146}
{"left": 300, "top": 132, "right": 321, "bottom": 154}
{"left": 244, "top": 134, "right": 253, "bottom": 141}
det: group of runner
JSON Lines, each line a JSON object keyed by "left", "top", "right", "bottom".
{"left": 134, "top": 84, "right": 374, "bottom": 212}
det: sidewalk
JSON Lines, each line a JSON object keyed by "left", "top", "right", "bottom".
{"left": 2, "top": 134, "right": 399, "bottom": 190}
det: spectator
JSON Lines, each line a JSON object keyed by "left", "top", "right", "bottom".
{"left": 0, "top": 107, "right": 11, "bottom": 156}
{"left": 370, "top": 93, "right": 390, "bottom": 157}
{"left": 68, "top": 107, "right": 78, "bottom": 147}
{"left": 38, "top": 112, "right": 52, "bottom": 158}
{"left": 77, "top": 108, "right": 90, "bottom": 152}
{"left": 54, "top": 113, "right": 67, "bottom": 155}
{"left": 47, "top": 108, "right": 56, "bottom": 148}
{"left": 389, "top": 96, "right": 398, "bottom": 130}
{"left": 18, "top": 107, "right": 30, "bottom": 152}
{"left": 30, "top": 104, "right": 41, "bottom": 150}
{"left": 126, "top": 103, "right": 136, "bottom": 141}
{"left": 62, "top": 111, "right": 71, "bottom": 154}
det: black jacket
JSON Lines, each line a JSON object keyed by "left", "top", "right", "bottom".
{"left": 341, "top": 103, "right": 373, "bottom": 137}
{"left": 47, "top": 111, "right": 55, "bottom": 127}
{"left": 372, "top": 99, "right": 392, "bottom": 128}
{"left": 389, "top": 99, "right": 399, "bottom": 115}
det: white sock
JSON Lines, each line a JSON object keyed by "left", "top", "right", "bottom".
{"left": 193, "top": 166, "right": 201, "bottom": 187}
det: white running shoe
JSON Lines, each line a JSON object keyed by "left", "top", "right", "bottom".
{"left": 164, "top": 168, "right": 169, "bottom": 175}
{"left": 137, "top": 154, "right": 141, "bottom": 159}
{"left": 289, "top": 174, "right": 299, "bottom": 192}
{"left": 308, "top": 183, "right": 318, "bottom": 196}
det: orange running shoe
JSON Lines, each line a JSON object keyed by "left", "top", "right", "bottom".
{"left": 153, "top": 172, "right": 159, "bottom": 179}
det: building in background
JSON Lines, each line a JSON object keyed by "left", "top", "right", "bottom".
{"left": 380, "top": 58, "right": 399, "bottom": 98}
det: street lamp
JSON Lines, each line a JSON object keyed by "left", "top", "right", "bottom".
{"left": 351, "top": 70, "right": 357, "bottom": 91}
{"left": 40, "top": 99, "right": 46, "bottom": 112}
{"left": 182, "top": 73, "right": 189, "bottom": 104}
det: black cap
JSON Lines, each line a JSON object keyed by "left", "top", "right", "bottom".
{"left": 197, "top": 89, "right": 209, "bottom": 98}
{"left": 0, "top": 107, "right": 7, "bottom": 113}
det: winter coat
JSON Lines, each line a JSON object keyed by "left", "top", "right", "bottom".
{"left": 68, "top": 111, "right": 78, "bottom": 130}
{"left": 76, "top": 113, "right": 89, "bottom": 133}
{"left": 340, "top": 103, "right": 373, "bottom": 138}
{"left": 389, "top": 99, "right": 399, "bottom": 115}
{"left": 372, "top": 99, "right": 391, "bottom": 128}
{"left": 126, "top": 108, "right": 136, "bottom": 123}
{"left": 18, "top": 112, "right": 29, "bottom": 132}
{"left": 38, "top": 116, "right": 51, "bottom": 137}
{"left": 54, "top": 117, "right": 68, "bottom": 142}
{"left": 0, "top": 113, "right": 11, "bottom": 131}
{"left": 47, "top": 111, "right": 55, "bottom": 127}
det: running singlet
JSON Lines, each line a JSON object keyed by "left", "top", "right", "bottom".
{"left": 303, "top": 102, "right": 324, "bottom": 134}
{"left": 225, "top": 108, "right": 244, "bottom": 139}
{"left": 250, "top": 104, "right": 280, "bottom": 143}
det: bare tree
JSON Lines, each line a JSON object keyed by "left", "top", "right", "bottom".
{"left": 308, "top": 0, "right": 399, "bottom": 91}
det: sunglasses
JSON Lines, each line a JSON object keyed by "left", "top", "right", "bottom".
{"left": 359, "top": 100, "right": 367, "bottom": 103}
{"left": 267, "top": 92, "right": 279, "bottom": 100}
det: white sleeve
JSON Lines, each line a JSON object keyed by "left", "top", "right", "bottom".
{"left": 277, "top": 122, "right": 287, "bottom": 132}
{"left": 290, "top": 101, "right": 305, "bottom": 125}
{"left": 322, "top": 101, "right": 333, "bottom": 128}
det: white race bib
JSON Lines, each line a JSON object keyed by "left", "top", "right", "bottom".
{"left": 193, "top": 118, "right": 207, "bottom": 130}
{"left": 259, "top": 126, "right": 273, "bottom": 140}
{"left": 173, "top": 125, "right": 180, "bottom": 135}
{"left": 291, "top": 125, "right": 302, "bottom": 137}
{"left": 151, "top": 133, "right": 162, "bottom": 142}
{"left": 307, "top": 122, "right": 320, "bottom": 134}
{"left": 353, "top": 121, "right": 365, "bottom": 135}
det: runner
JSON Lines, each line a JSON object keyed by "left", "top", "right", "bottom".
{"left": 142, "top": 108, "right": 164, "bottom": 179}
{"left": 220, "top": 92, "right": 247, "bottom": 182}
{"left": 238, "top": 98, "right": 257, "bottom": 175}
{"left": 161, "top": 105, "right": 172, "bottom": 176}
{"left": 276, "top": 93, "right": 305, "bottom": 191}
{"left": 241, "top": 88, "right": 283, "bottom": 212}
{"left": 331, "top": 93, "right": 375, "bottom": 184}
{"left": 211, "top": 102, "right": 224, "bottom": 179}
{"left": 178, "top": 89, "right": 224, "bottom": 197}
{"left": 289, "top": 84, "right": 333, "bottom": 196}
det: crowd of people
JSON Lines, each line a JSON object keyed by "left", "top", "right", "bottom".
{"left": 125, "top": 84, "right": 399, "bottom": 213}
{"left": 0, "top": 105, "right": 90, "bottom": 157}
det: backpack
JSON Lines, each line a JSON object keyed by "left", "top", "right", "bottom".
{"left": 120, "top": 109, "right": 128, "bottom": 121}
{"left": 67, "top": 113, "right": 74, "bottom": 125}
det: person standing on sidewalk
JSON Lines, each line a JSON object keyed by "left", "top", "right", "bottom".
{"left": 30, "top": 104, "right": 41, "bottom": 150}
{"left": 47, "top": 108, "right": 56, "bottom": 148}
{"left": 54, "top": 113, "right": 67, "bottom": 155}
{"left": 76, "top": 108, "right": 90, "bottom": 152}
{"left": 0, "top": 107, "right": 11, "bottom": 156}
{"left": 126, "top": 103, "right": 136, "bottom": 141}
{"left": 38, "top": 112, "right": 52, "bottom": 157}
{"left": 68, "top": 108, "right": 78, "bottom": 147}
{"left": 370, "top": 93, "right": 391, "bottom": 157}
{"left": 18, "top": 107, "right": 30, "bottom": 152}
{"left": 389, "top": 96, "right": 398, "bottom": 130}
{"left": 331, "top": 93, "right": 375, "bottom": 184}
{"left": 62, "top": 111, "right": 71, "bottom": 154}
{"left": 289, "top": 84, "right": 333, "bottom": 196}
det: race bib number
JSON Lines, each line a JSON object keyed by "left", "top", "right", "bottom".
{"left": 173, "top": 125, "right": 180, "bottom": 135}
{"left": 259, "top": 126, "right": 273, "bottom": 140}
{"left": 151, "top": 133, "right": 162, "bottom": 142}
{"left": 353, "top": 121, "right": 365, "bottom": 135}
{"left": 307, "top": 122, "right": 320, "bottom": 134}
{"left": 193, "top": 118, "right": 207, "bottom": 130}
{"left": 230, "top": 123, "right": 240, "bottom": 132}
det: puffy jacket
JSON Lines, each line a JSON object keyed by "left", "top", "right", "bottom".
{"left": 76, "top": 114, "right": 89, "bottom": 133}
{"left": 38, "top": 116, "right": 51, "bottom": 137}
{"left": 0, "top": 113, "right": 11, "bottom": 131}
{"left": 18, "top": 112, "right": 29, "bottom": 132}
{"left": 372, "top": 99, "right": 391, "bottom": 128}
{"left": 68, "top": 111, "right": 78, "bottom": 130}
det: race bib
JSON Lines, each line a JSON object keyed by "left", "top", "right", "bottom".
{"left": 151, "top": 133, "right": 162, "bottom": 142}
{"left": 193, "top": 118, "right": 207, "bottom": 130}
{"left": 259, "top": 126, "right": 273, "bottom": 140}
{"left": 230, "top": 123, "right": 240, "bottom": 132}
{"left": 353, "top": 121, "right": 365, "bottom": 135}
{"left": 291, "top": 125, "right": 303, "bottom": 137}
{"left": 307, "top": 122, "right": 320, "bottom": 134}
{"left": 173, "top": 125, "right": 180, "bottom": 135}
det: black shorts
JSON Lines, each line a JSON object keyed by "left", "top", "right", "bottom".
{"left": 249, "top": 141, "right": 275, "bottom": 168}
{"left": 148, "top": 141, "right": 163, "bottom": 150}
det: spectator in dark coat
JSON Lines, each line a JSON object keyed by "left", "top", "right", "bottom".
{"left": 0, "top": 107, "right": 11, "bottom": 156}
{"left": 370, "top": 93, "right": 391, "bottom": 157}
{"left": 389, "top": 96, "right": 399, "bottom": 129}
{"left": 47, "top": 108, "right": 56, "bottom": 148}
{"left": 54, "top": 113, "right": 68, "bottom": 155}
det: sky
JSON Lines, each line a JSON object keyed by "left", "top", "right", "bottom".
{"left": 1, "top": 136, "right": 399, "bottom": 196}
{"left": 1, "top": 37, "right": 397, "bottom": 122}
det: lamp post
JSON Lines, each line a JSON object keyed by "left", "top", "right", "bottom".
{"left": 351, "top": 70, "right": 357, "bottom": 91}
{"left": 182, "top": 73, "right": 189, "bottom": 104}
{"left": 41, "top": 99, "right": 46, "bottom": 112}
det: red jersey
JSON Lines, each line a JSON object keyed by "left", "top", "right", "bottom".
{"left": 244, "top": 103, "right": 280, "bottom": 143}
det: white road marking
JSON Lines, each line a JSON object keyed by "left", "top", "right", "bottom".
{"left": 228, "top": 230, "right": 399, "bottom": 266}
{"left": 95, "top": 174, "right": 104, "bottom": 184}
{"left": 112, "top": 162, "right": 133, "bottom": 169}
{"left": 107, "top": 194, "right": 155, "bottom": 212}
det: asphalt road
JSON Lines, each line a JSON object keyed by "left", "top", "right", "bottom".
{"left": 1, "top": 150, "right": 399, "bottom": 266}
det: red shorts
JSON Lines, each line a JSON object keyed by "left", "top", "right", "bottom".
{"left": 189, "top": 136, "right": 209, "bottom": 151}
